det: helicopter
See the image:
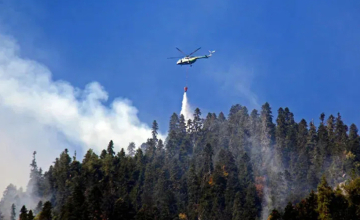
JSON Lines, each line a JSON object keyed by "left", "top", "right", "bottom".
{"left": 167, "top": 47, "right": 215, "bottom": 67}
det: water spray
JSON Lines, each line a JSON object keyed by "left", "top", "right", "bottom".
{"left": 180, "top": 92, "right": 192, "bottom": 121}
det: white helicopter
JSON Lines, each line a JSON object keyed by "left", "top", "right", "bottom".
{"left": 167, "top": 47, "right": 215, "bottom": 67}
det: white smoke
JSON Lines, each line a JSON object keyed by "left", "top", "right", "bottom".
{"left": 0, "top": 33, "right": 165, "bottom": 195}
{"left": 180, "top": 92, "right": 193, "bottom": 121}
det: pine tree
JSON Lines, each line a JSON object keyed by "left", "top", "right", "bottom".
{"left": 249, "top": 109, "right": 262, "bottom": 175}
{"left": 317, "top": 113, "right": 330, "bottom": 173}
{"left": 152, "top": 120, "right": 159, "bottom": 144}
{"left": 169, "top": 113, "right": 180, "bottom": 133}
{"left": 179, "top": 114, "right": 187, "bottom": 136}
{"left": 107, "top": 140, "right": 115, "bottom": 157}
{"left": 27, "top": 210, "right": 34, "bottom": 220}
{"left": 154, "top": 169, "right": 177, "bottom": 220}
{"left": 128, "top": 142, "right": 136, "bottom": 157}
{"left": 87, "top": 185, "right": 103, "bottom": 220}
{"left": 112, "top": 195, "right": 136, "bottom": 220}
{"left": 267, "top": 209, "right": 282, "bottom": 220}
{"left": 326, "top": 114, "right": 336, "bottom": 155}
{"left": 100, "top": 149, "right": 107, "bottom": 159}
{"left": 39, "top": 201, "right": 52, "bottom": 220}
{"left": 348, "top": 124, "right": 360, "bottom": 174}
{"left": 218, "top": 112, "right": 226, "bottom": 122}
{"left": 282, "top": 202, "right": 297, "bottom": 220}
{"left": 297, "top": 190, "right": 319, "bottom": 220}
{"left": 276, "top": 107, "right": 287, "bottom": 167}
{"left": 242, "top": 184, "right": 260, "bottom": 220}
{"left": 203, "top": 143, "right": 214, "bottom": 175}
{"left": 27, "top": 151, "right": 43, "bottom": 199}
{"left": 232, "top": 192, "right": 244, "bottom": 220}
{"left": 317, "top": 176, "right": 333, "bottom": 220}
{"left": 11, "top": 203, "right": 16, "bottom": 220}
{"left": 334, "top": 113, "right": 348, "bottom": 155}
{"left": 260, "top": 102, "right": 275, "bottom": 149}
{"left": 19, "top": 205, "right": 28, "bottom": 220}
{"left": 291, "top": 119, "right": 309, "bottom": 197}
{"left": 193, "top": 108, "right": 203, "bottom": 133}
{"left": 35, "top": 200, "right": 43, "bottom": 216}
{"left": 187, "top": 162, "right": 200, "bottom": 220}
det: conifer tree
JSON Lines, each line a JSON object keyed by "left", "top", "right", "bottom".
{"left": 249, "top": 109, "right": 262, "bottom": 174}
{"left": 27, "top": 210, "right": 34, "bottom": 220}
{"left": 112, "top": 195, "right": 136, "bottom": 220}
{"left": 297, "top": 190, "right": 319, "bottom": 220}
{"left": 35, "top": 200, "right": 43, "bottom": 216}
{"left": 260, "top": 102, "right": 275, "bottom": 149}
{"left": 317, "top": 176, "right": 332, "bottom": 220}
{"left": 179, "top": 114, "right": 187, "bottom": 136}
{"left": 276, "top": 107, "right": 287, "bottom": 167}
{"left": 317, "top": 113, "right": 330, "bottom": 172}
{"left": 39, "top": 201, "right": 52, "bottom": 220}
{"left": 203, "top": 143, "right": 214, "bottom": 175}
{"left": 11, "top": 203, "right": 16, "bottom": 220}
{"left": 267, "top": 209, "right": 281, "bottom": 220}
{"left": 169, "top": 113, "right": 180, "bottom": 133}
{"left": 128, "top": 142, "right": 136, "bottom": 157}
{"left": 107, "top": 140, "right": 115, "bottom": 157}
{"left": 27, "top": 151, "right": 42, "bottom": 199}
{"left": 334, "top": 113, "right": 348, "bottom": 155}
{"left": 19, "top": 205, "right": 28, "bottom": 220}
{"left": 282, "top": 202, "right": 297, "bottom": 220}
{"left": 232, "top": 192, "right": 244, "bottom": 220}
{"left": 152, "top": 120, "right": 159, "bottom": 144}
{"left": 348, "top": 124, "right": 360, "bottom": 174}
{"left": 100, "top": 149, "right": 107, "bottom": 159}
{"left": 193, "top": 108, "right": 203, "bottom": 133}
{"left": 218, "top": 111, "right": 226, "bottom": 122}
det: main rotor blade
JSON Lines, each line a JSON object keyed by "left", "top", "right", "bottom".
{"left": 176, "top": 47, "right": 187, "bottom": 56}
{"left": 167, "top": 56, "right": 183, "bottom": 59}
{"left": 188, "top": 47, "right": 201, "bottom": 56}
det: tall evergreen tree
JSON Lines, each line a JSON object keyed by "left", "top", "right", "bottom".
{"left": 27, "top": 210, "right": 34, "bottom": 220}
{"left": 10, "top": 203, "right": 16, "bottom": 220}
{"left": 19, "top": 205, "right": 28, "bottom": 220}
{"left": 317, "top": 176, "right": 333, "bottom": 220}
{"left": 107, "top": 140, "right": 115, "bottom": 157}
{"left": 169, "top": 113, "right": 180, "bottom": 133}
{"left": 152, "top": 120, "right": 159, "bottom": 144}
{"left": 39, "top": 201, "right": 52, "bottom": 220}
{"left": 282, "top": 202, "right": 297, "bottom": 220}
{"left": 128, "top": 142, "right": 136, "bottom": 157}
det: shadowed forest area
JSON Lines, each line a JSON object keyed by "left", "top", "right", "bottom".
{"left": 1, "top": 102, "right": 360, "bottom": 220}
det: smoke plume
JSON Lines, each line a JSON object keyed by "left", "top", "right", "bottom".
{"left": 0, "top": 32, "right": 165, "bottom": 199}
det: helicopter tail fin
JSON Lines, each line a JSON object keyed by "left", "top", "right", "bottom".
{"left": 208, "top": 50, "right": 215, "bottom": 56}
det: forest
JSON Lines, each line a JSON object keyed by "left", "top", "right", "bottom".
{"left": 1, "top": 102, "right": 360, "bottom": 220}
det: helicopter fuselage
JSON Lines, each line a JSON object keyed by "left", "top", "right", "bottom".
{"left": 176, "top": 55, "right": 209, "bottom": 65}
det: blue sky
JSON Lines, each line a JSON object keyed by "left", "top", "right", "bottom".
{"left": 2, "top": 0, "right": 360, "bottom": 132}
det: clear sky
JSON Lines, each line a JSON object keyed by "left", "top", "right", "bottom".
{"left": 0, "top": 0, "right": 360, "bottom": 192}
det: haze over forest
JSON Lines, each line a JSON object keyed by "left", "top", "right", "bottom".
{"left": 2, "top": 101, "right": 360, "bottom": 220}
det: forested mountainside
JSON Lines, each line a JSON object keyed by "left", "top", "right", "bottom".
{"left": 1, "top": 102, "right": 360, "bottom": 220}
{"left": 267, "top": 175, "right": 360, "bottom": 220}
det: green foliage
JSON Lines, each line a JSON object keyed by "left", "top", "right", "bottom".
{"left": 19, "top": 205, "right": 28, "bottom": 220}
{"left": 39, "top": 201, "right": 52, "bottom": 220}
{"left": 3, "top": 103, "right": 360, "bottom": 220}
